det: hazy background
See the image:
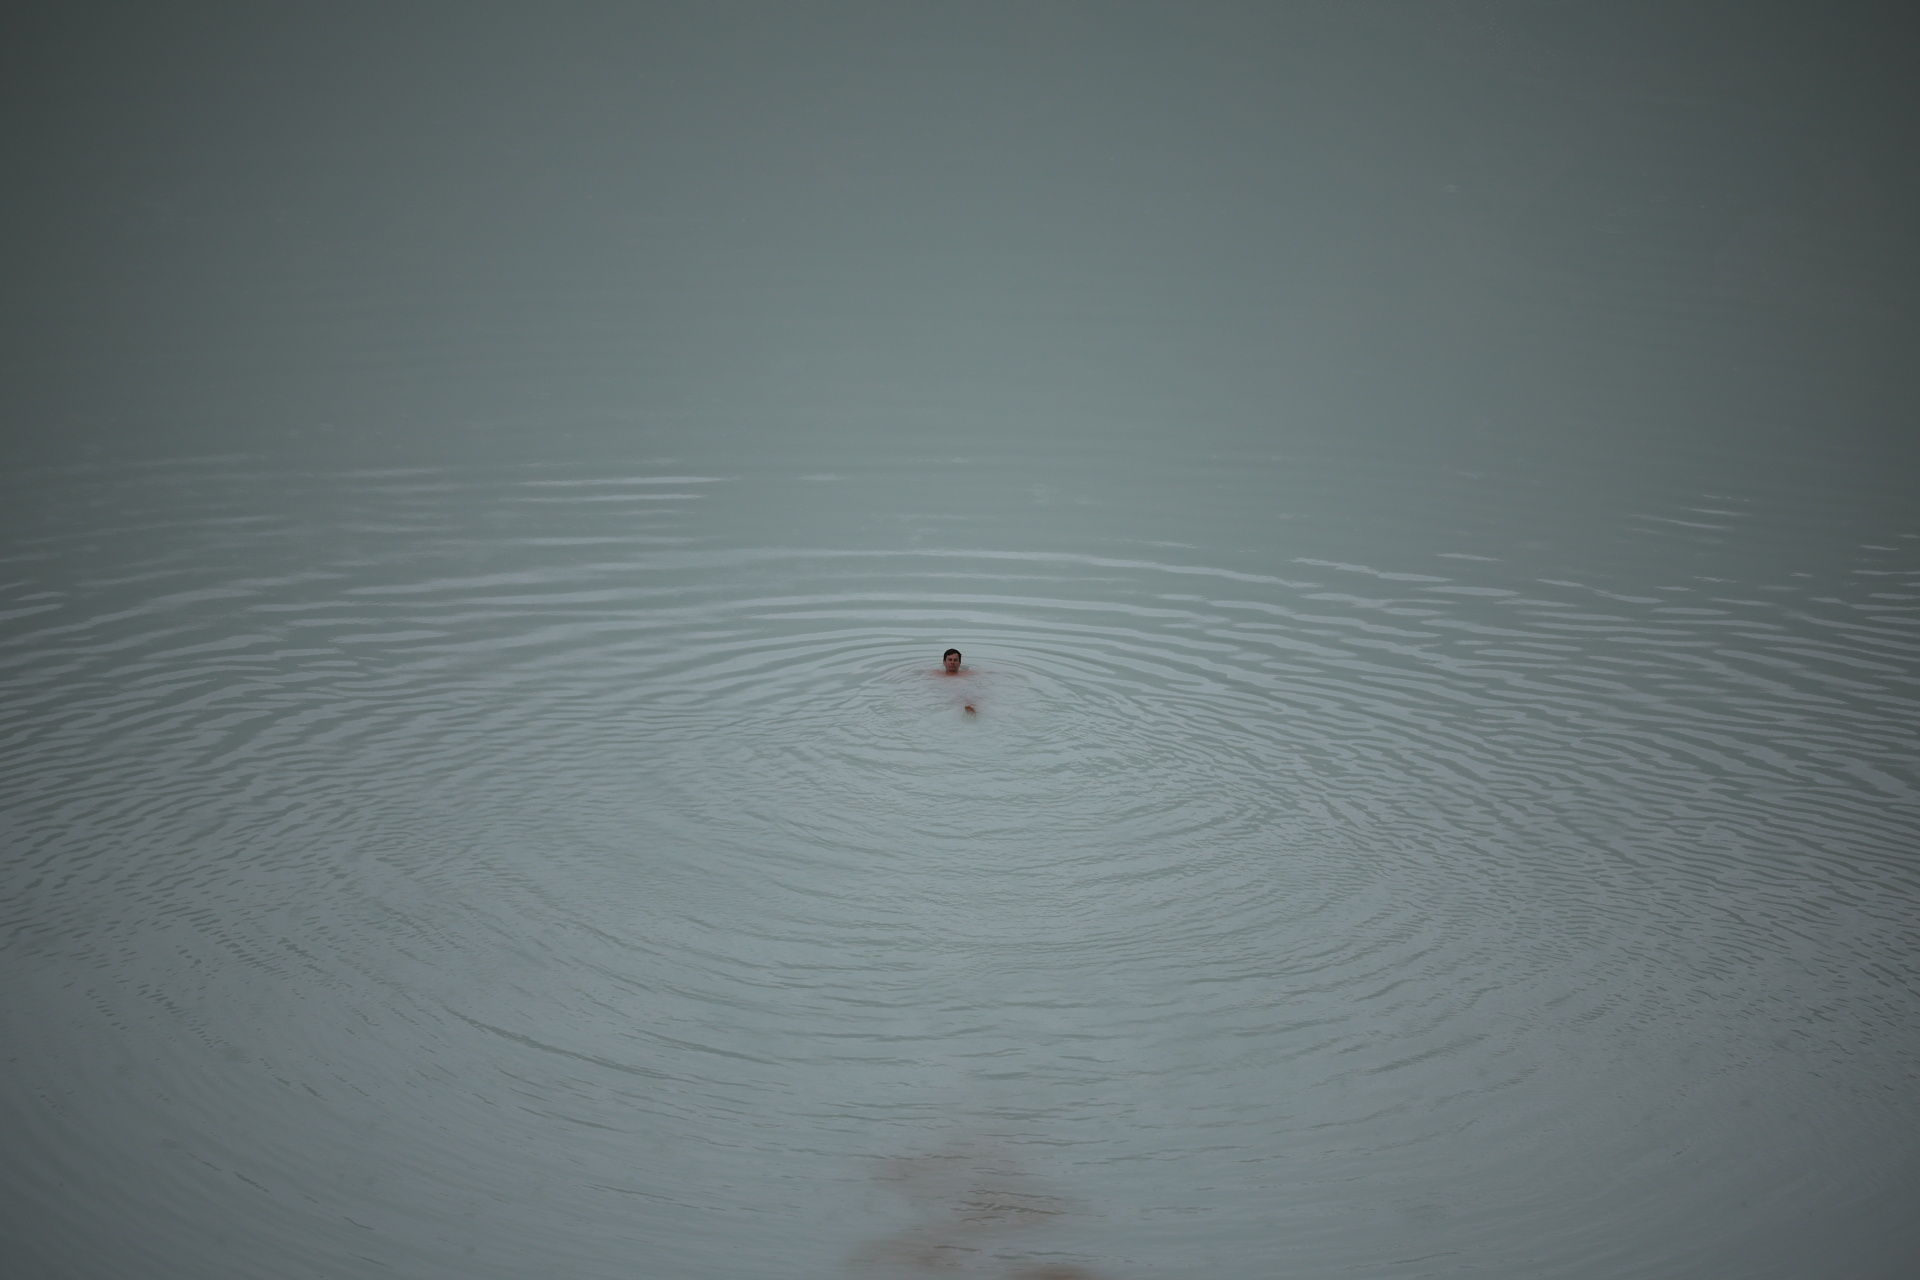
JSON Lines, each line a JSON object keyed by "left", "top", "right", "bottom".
{"left": 5, "top": 0, "right": 1916, "bottom": 476}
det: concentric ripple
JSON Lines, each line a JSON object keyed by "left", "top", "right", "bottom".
{"left": 2, "top": 454, "right": 1916, "bottom": 1279}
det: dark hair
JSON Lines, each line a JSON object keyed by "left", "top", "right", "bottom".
{"left": 944, "top": 648, "right": 961, "bottom": 660}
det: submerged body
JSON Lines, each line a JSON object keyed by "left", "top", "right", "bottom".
{"left": 937, "top": 647, "right": 976, "bottom": 713}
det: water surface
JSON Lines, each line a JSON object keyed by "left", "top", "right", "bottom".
{"left": 3, "top": 5, "right": 1917, "bottom": 1279}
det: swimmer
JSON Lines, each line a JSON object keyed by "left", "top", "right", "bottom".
{"left": 937, "top": 647, "right": 976, "bottom": 713}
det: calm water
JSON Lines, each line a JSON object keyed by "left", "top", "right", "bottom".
{"left": 4, "top": 6, "right": 1918, "bottom": 1279}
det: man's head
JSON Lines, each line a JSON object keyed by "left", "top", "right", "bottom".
{"left": 943, "top": 648, "right": 962, "bottom": 673}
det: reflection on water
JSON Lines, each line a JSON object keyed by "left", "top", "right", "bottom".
{"left": 857, "top": 1144, "right": 1105, "bottom": 1279}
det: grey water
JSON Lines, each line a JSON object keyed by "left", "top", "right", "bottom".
{"left": 3, "top": 5, "right": 1917, "bottom": 1279}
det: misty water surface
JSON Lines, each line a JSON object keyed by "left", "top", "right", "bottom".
{"left": 3, "top": 5, "right": 1917, "bottom": 1279}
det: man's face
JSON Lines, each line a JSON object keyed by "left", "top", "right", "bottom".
{"left": 943, "top": 653, "right": 961, "bottom": 673}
